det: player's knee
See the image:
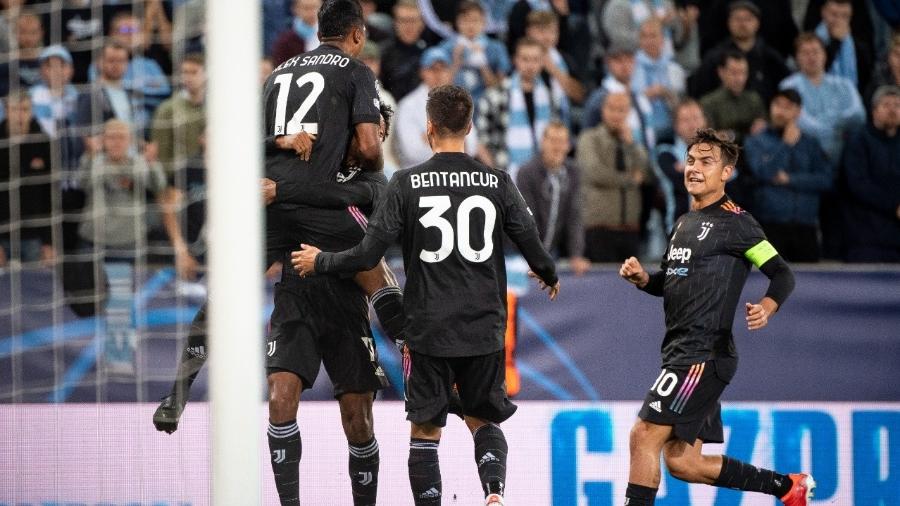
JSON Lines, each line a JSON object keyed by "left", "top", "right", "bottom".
{"left": 629, "top": 421, "right": 655, "bottom": 454}
{"left": 663, "top": 448, "right": 701, "bottom": 482}
{"left": 267, "top": 376, "right": 301, "bottom": 422}
{"left": 342, "top": 408, "right": 374, "bottom": 442}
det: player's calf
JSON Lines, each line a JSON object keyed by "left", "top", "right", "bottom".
{"left": 471, "top": 422, "right": 508, "bottom": 499}
{"left": 340, "top": 393, "right": 379, "bottom": 506}
{"left": 409, "top": 437, "right": 442, "bottom": 505}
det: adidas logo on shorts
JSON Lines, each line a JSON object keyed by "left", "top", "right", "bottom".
{"left": 649, "top": 400, "right": 662, "bottom": 413}
{"left": 419, "top": 487, "right": 441, "bottom": 499}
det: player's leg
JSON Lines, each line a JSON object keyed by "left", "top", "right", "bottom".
{"left": 626, "top": 419, "right": 673, "bottom": 505}
{"left": 338, "top": 392, "right": 380, "bottom": 506}
{"left": 152, "top": 302, "right": 208, "bottom": 433}
{"left": 320, "top": 277, "right": 389, "bottom": 506}
{"left": 453, "top": 351, "right": 518, "bottom": 504}
{"left": 409, "top": 421, "right": 444, "bottom": 506}
{"left": 267, "top": 371, "right": 303, "bottom": 506}
{"left": 354, "top": 259, "right": 406, "bottom": 345}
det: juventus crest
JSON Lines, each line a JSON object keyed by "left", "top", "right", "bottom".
{"left": 697, "top": 222, "right": 713, "bottom": 241}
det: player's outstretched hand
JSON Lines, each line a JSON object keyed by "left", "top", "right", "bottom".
{"left": 528, "top": 270, "right": 560, "bottom": 301}
{"left": 619, "top": 256, "right": 649, "bottom": 287}
{"left": 291, "top": 132, "right": 316, "bottom": 161}
{"left": 745, "top": 302, "right": 769, "bottom": 330}
{"left": 291, "top": 244, "right": 321, "bottom": 277}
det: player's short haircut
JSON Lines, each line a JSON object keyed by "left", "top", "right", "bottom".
{"left": 426, "top": 85, "right": 473, "bottom": 137}
{"left": 318, "top": 0, "right": 365, "bottom": 40}
{"left": 182, "top": 52, "right": 205, "bottom": 67}
{"left": 526, "top": 10, "right": 558, "bottom": 28}
{"left": 687, "top": 128, "right": 740, "bottom": 168}
{"left": 794, "top": 32, "right": 826, "bottom": 53}
{"left": 515, "top": 36, "right": 543, "bottom": 55}
{"left": 718, "top": 49, "right": 747, "bottom": 68}
{"left": 379, "top": 102, "right": 394, "bottom": 140}
{"left": 457, "top": 0, "right": 484, "bottom": 18}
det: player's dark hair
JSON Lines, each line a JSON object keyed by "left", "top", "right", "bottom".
{"left": 318, "top": 0, "right": 365, "bottom": 40}
{"left": 687, "top": 128, "right": 740, "bottom": 167}
{"left": 379, "top": 102, "right": 394, "bottom": 140}
{"left": 426, "top": 85, "right": 473, "bottom": 137}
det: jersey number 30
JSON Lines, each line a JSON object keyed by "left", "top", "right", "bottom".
{"left": 272, "top": 71, "right": 324, "bottom": 136}
{"left": 418, "top": 195, "right": 496, "bottom": 263}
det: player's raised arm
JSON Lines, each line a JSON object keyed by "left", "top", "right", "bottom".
{"left": 620, "top": 256, "right": 665, "bottom": 296}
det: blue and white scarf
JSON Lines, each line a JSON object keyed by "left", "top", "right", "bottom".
{"left": 505, "top": 73, "right": 553, "bottom": 176}
{"left": 633, "top": 50, "right": 674, "bottom": 135}
{"left": 816, "top": 22, "right": 857, "bottom": 86}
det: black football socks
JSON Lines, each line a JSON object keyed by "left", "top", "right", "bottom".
{"left": 348, "top": 437, "right": 380, "bottom": 505}
{"left": 268, "top": 420, "right": 302, "bottom": 505}
{"left": 625, "top": 483, "right": 658, "bottom": 505}
{"left": 714, "top": 456, "right": 793, "bottom": 497}
{"left": 473, "top": 423, "right": 508, "bottom": 497}
{"left": 170, "top": 303, "right": 208, "bottom": 400}
{"left": 409, "top": 438, "right": 442, "bottom": 505}
{"left": 371, "top": 286, "right": 406, "bottom": 344}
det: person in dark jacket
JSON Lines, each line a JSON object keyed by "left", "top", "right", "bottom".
{"left": 379, "top": 0, "right": 428, "bottom": 102}
{"left": 0, "top": 92, "right": 55, "bottom": 267}
{"left": 841, "top": 85, "right": 900, "bottom": 262}
{"left": 744, "top": 89, "right": 833, "bottom": 262}
{"left": 516, "top": 121, "right": 590, "bottom": 275}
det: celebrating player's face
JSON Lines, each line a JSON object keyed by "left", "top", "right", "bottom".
{"left": 684, "top": 143, "right": 730, "bottom": 198}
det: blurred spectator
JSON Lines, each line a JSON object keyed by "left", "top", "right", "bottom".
{"left": 270, "top": 0, "right": 321, "bottom": 67}
{"left": 525, "top": 10, "right": 584, "bottom": 106}
{"left": 476, "top": 37, "right": 567, "bottom": 177}
{"left": 655, "top": 98, "right": 707, "bottom": 226}
{"left": 358, "top": 41, "right": 399, "bottom": 174}
{"left": 601, "top": 0, "right": 679, "bottom": 57}
{"left": 0, "top": 91, "right": 54, "bottom": 267}
{"left": 29, "top": 45, "right": 77, "bottom": 139}
{"left": 865, "top": 33, "right": 900, "bottom": 108}
{"left": 75, "top": 41, "right": 148, "bottom": 146}
{"left": 0, "top": 11, "right": 44, "bottom": 96}
{"left": 359, "top": 0, "right": 392, "bottom": 43}
{"left": 173, "top": 0, "right": 205, "bottom": 58}
{"left": 395, "top": 47, "right": 479, "bottom": 169}
{"left": 576, "top": 91, "right": 651, "bottom": 262}
{"left": 507, "top": 0, "right": 573, "bottom": 59}
{"left": 57, "top": 0, "right": 110, "bottom": 84}
{"left": 780, "top": 33, "right": 865, "bottom": 162}
{"left": 744, "top": 89, "right": 833, "bottom": 262}
{"left": 582, "top": 42, "right": 655, "bottom": 149}
{"left": 78, "top": 119, "right": 197, "bottom": 277}
{"left": 699, "top": 50, "right": 766, "bottom": 145}
{"left": 802, "top": 0, "right": 875, "bottom": 66}
{"left": 516, "top": 121, "right": 590, "bottom": 275}
{"left": 673, "top": 3, "right": 700, "bottom": 74}
{"left": 259, "top": 56, "right": 274, "bottom": 86}
{"left": 380, "top": 0, "right": 427, "bottom": 102}
{"left": 697, "top": 0, "right": 799, "bottom": 61}
{"left": 814, "top": 0, "right": 873, "bottom": 93}
{"left": 0, "top": 0, "right": 25, "bottom": 56}
{"left": 842, "top": 85, "right": 900, "bottom": 262}
{"left": 151, "top": 52, "right": 206, "bottom": 176}
{"left": 438, "top": 1, "right": 510, "bottom": 102}
{"left": 631, "top": 18, "right": 685, "bottom": 142}
{"left": 89, "top": 12, "right": 172, "bottom": 121}
{"left": 688, "top": 1, "right": 789, "bottom": 103}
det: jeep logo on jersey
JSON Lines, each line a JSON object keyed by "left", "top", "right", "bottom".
{"left": 697, "top": 221, "right": 713, "bottom": 241}
{"left": 668, "top": 245, "right": 692, "bottom": 263}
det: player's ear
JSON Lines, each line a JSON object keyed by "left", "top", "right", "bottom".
{"left": 721, "top": 164, "right": 734, "bottom": 182}
{"left": 465, "top": 121, "right": 472, "bottom": 136}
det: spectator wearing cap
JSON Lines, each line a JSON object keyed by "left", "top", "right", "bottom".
{"left": 269, "top": 0, "right": 321, "bottom": 67}
{"left": 744, "top": 89, "right": 833, "bottom": 262}
{"left": 582, "top": 42, "right": 655, "bottom": 150}
{"left": 516, "top": 121, "right": 591, "bottom": 276}
{"left": 395, "top": 47, "right": 479, "bottom": 169}
{"left": 813, "top": 0, "right": 873, "bottom": 93}
{"left": 437, "top": 1, "right": 510, "bottom": 103}
{"left": 0, "top": 91, "right": 55, "bottom": 268}
{"left": 688, "top": 1, "right": 789, "bottom": 103}
{"left": 699, "top": 50, "right": 766, "bottom": 146}
{"left": 631, "top": 17, "right": 685, "bottom": 142}
{"left": 780, "top": 32, "right": 865, "bottom": 163}
{"left": 841, "top": 85, "right": 900, "bottom": 263}
{"left": 476, "top": 37, "right": 567, "bottom": 178}
{"left": 525, "top": 10, "right": 584, "bottom": 105}
{"left": 89, "top": 11, "right": 172, "bottom": 121}
{"left": 379, "top": 0, "right": 427, "bottom": 102}
{"left": 358, "top": 41, "right": 399, "bottom": 174}
{"left": 29, "top": 45, "right": 79, "bottom": 139}
{"left": 0, "top": 11, "right": 44, "bottom": 96}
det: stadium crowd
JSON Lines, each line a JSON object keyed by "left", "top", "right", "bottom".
{"left": 1, "top": 0, "right": 899, "bottom": 281}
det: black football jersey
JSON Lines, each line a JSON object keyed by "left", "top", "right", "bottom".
{"left": 656, "top": 195, "right": 780, "bottom": 370}
{"left": 262, "top": 44, "right": 381, "bottom": 189}
{"left": 367, "top": 152, "right": 555, "bottom": 357}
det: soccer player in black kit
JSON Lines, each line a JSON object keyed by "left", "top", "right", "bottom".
{"left": 292, "top": 85, "right": 560, "bottom": 506}
{"left": 619, "top": 129, "right": 815, "bottom": 506}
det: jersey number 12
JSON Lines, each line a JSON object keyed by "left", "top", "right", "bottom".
{"left": 272, "top": 71, "right": 324, "bottom": 136}
{"left": 418, "top": 195, "right": 496, "bottom": 263}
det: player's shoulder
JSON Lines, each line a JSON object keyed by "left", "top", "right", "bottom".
{"left": 715, "top": 198, "right": 762, "bottom": 229}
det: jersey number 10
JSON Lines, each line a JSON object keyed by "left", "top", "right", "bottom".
{"left": 272, "top": 71, "right": 324, "bottom": 136}
{"left": 418, "top": 195, "right": 496, "bottom": 264}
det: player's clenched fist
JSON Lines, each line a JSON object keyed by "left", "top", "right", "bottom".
{"left": 291, "top": 244, "right": 321, "bottom": 277}
{"left": 619, "top": 256, "right": 650, "bottom": 288}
